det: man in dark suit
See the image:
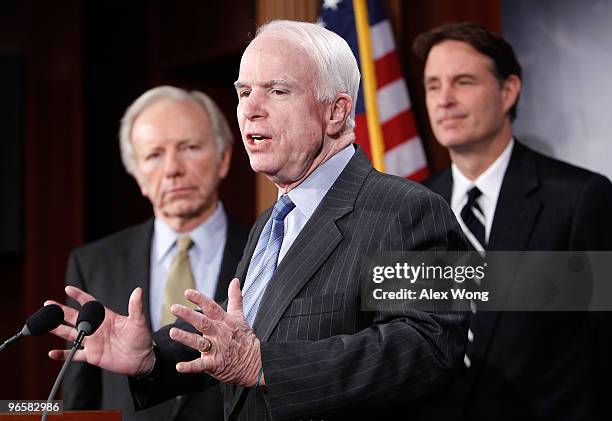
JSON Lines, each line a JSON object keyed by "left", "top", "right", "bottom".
{"left": 49, "top": 21, "right": 468, "bottom": 420}
{"left": 62, "top": 86, "right": 249, "bottom": 421}
{"left": 413, "top": 22, "right": 612, "bottom": 420}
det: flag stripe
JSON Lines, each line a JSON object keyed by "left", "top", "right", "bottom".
{"left": 374, "top": 51, "right": 403, "bottom": 89}
{"left": 382, "top": 109, "right": 418, "bottom": 151}
{"left": 371, "top": 20, "right": 395, "bottom": 60}
{"left": 377, "top": 79, "right": 411, "bottom": 124}
{"left": 385, "top": 138, "right": 428, "bottom": 178}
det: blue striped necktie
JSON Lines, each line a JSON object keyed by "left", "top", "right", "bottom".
{"left": 243, "top": 195, "right": 295, "bottom": 326}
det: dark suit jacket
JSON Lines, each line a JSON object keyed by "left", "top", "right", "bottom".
{"left": 62, "top": 217, "right": 250, "bottom": 421}
{"left": 130, "top": 146, "right": 469, "bottom": 420}
{"left": 425, "top": 141, "right": 612, "bottom": 420}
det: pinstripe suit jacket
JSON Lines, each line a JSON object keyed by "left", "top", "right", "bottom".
{"left": 131, "top": 146, "right": 469, "bottom": 420}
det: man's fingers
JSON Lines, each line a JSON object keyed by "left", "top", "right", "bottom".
{"left": 176, "top": 357, "right": 213, "bottom": 374}
{"left": 226, "top": 278, "right": 244, "bottom": 316}
{"left": 169, "top": 327, "right": 212, "bottom": 353}
{"left": 50, "top": 324, "right": 78, "bottom": 342}
{"left": 48, "top": 348, "right": 86, "bottom": 362}
{"left": 171, "top": 305, "right": 219, "bottom": 336}
{"left": 127, "top": 287, "right": 146, "bottom": 324}
{"left": 184, "top": 289, "right": 225, "bottom": 321}
{"left": 65, "top": 286, "right": 96, "bottom": 305}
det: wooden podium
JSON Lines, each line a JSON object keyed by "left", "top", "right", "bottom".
{"left": 0, "top": 411, "right": 121, "bottom": 420}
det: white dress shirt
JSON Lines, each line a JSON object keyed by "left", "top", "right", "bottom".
{"left": 451, "top": 138, "right": 514, "bottom": 251}
{"left": 149, "top": 202, "right": 227, "bottom": 331}
{"left": 277, "top": 144, "right": 355, "bottom": 263}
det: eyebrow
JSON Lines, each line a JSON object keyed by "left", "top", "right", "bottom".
{"left": 424, "top": 73, "right": 478, "bottom": 84}
{"left": 234, "top": 79, "right": 293, "bottom": 90}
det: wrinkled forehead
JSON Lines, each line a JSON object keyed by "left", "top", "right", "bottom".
{"left": 238, "top": 32, "right": 317, "bottom": 82}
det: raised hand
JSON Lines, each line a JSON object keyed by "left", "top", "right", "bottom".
{"left": 47, "top": 286, "right": 155, "bottom": 377}
{"left": 168, "top": 278, "right": 263, "bottom": 387}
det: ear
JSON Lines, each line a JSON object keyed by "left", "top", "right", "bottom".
{"left": 325, "top": 93, "right": 352, "bottom": 137}
{"left": 217, "top": 146, "right": 232, "bottom": 180}
{"left": 501, "top": 75, "right": 521, "bottom": 115}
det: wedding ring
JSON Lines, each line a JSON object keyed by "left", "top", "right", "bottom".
{"left": 198, "top": 337, "right": 212, "bottom": 353}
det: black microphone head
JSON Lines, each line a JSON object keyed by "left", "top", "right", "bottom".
{"left": 76, "top": 301, "right": 105, "bottom": 336}
{"left": 22, "top": 304, "right": 64, "bottom": 336}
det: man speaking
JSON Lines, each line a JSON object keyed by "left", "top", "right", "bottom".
{"left": 49, "top": 21, "right": 467, "bottom": 420}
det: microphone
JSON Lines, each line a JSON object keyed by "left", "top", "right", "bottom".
{"left": 42, "top": 301, "right": 105, "bottom": 421}
{"left": 75, "top": 300, "right": 105, "bottom": 337}
{"left": 0, "top": 304, "right": 64, "bottom": 352}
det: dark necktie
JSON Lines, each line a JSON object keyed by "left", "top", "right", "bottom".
{"left": 460, "top": 186, "right": 486, "bottom": 249}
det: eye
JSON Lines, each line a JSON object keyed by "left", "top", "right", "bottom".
{"left": 457, "top": 77, "right": 475, "bottom": 85}
{"left": 145, "top": 152, "right": 160, "bottom": 161}
{"left": 425, "top": 84, "right": 440, "bottom": 92}
{"left": 271, "top": 89, "right": 287, "bottom": 96}
{"left": 239, "top": 89, "right": 251, "bottom": 98}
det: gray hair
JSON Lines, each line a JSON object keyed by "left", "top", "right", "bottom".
{"left": 256, "top": 20, "right": 361, "bottom": 131}
{"left": 119, "top": 85, "right": 234, "bottom": 177}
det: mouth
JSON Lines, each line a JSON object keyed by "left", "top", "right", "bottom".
{"left": 166, "top": 187, "right": 194, "bottom": 196}
{"left": 246, "top": 133, "right": 271, "bottom": 146}
{"left": 438, "top": 114, "right": 466, "bottom": 126}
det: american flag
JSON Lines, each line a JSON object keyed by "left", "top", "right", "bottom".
{"left": 319, "top": 0, "right": 428, "bottom": 180}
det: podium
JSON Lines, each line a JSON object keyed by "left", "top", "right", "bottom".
{"left": 0, "top": 411, "right": 121, "bottom": 420}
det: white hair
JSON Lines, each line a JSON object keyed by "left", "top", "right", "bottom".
{"left": 256, "top": 20, "right": 361, "bottom": 131}
{"left": 119, "top": 85, "right": 233, "bottom": 177}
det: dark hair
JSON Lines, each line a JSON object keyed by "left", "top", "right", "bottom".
{"left": 413, "top": 22, "right": 522, "bottom": 121}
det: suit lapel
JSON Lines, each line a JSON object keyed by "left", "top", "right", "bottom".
{"left": 487, "top": 141, "right": 540, "bottom": 251}
{"left": 214, "top": 218, "right": 249, "bottom": 303}
{"left": 426, "top": 168, "right": 452, "bottom": 203}
{"left": 123, "top": 220, "right": 155, "bottom": 331}
{"left": 467, "top": 141, "right": 542, "bottom": 383}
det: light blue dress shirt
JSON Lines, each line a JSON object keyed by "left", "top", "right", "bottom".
{"left": 278, "top": 144, "right": 355, "bottom": 263}
{"left": 149, "top": 202, "right": 227, "bottom": 331}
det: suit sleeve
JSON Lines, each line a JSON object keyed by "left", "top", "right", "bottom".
{"left": 570, "top": 173, "right": 612, "bottom": 418}
{"left": 259, "top": 189, "right": 469, "bottom": 419}
{"left": 129, "top": 320, "right": 219, "bottom": 410}
{"left": 569, "top": 173, "right": 612, "bottom": 250}
{"left": 61, "top": 251, "right": 102, "bottom": 409}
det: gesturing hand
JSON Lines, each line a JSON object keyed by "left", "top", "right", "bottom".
{"left": 169, "top": 278, "right": 263, "bottom": 387}
{"left": 47, "top": 286, "right": 155, "bottom": 377}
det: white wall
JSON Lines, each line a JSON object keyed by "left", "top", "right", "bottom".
{"left": 502, "top": 0, "right": 612, "bottom": 180}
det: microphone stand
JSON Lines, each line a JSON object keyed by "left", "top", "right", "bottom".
{"left": 41, "top": 330, "right": 86, "bottom": 421}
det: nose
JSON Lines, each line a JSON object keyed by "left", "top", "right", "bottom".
{"left": 163, "top": 149, "right": 184, "bottom": 178}
{"left": 437, "top": 84, "right": 456, "bottom": 108}
{"left": 239, "top": 92, "right": 267, "bottom": 121}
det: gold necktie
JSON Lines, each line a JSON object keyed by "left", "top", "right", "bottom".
{"left": 160, "top": 236, "right": 196, "bottom": 326}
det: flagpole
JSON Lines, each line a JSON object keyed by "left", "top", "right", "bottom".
{"left": 352, "top": 0, "right": 385, "bottom": 172}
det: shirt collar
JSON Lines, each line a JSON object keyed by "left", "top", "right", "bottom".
{"left": 153, "top": 201, "right": 227, "bottom": 264}
{"left": 451, "top": 138, "right": 514, "bottom": 205}
{"left": 280, "top": 144, "right": 355, "bottom": 220}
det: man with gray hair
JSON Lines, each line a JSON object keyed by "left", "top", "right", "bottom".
{"left": 50, "top": 21, "right": 467, "bottom": 419}
{"left": 62, "top": 86, "right": 249, "bottom": 421}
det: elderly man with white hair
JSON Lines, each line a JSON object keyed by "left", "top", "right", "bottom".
{"left": 50, "top": 21, "right": 467, "bottom": 420}
{"left": 61, "top": 86, "right": 249, "bottom": 421}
